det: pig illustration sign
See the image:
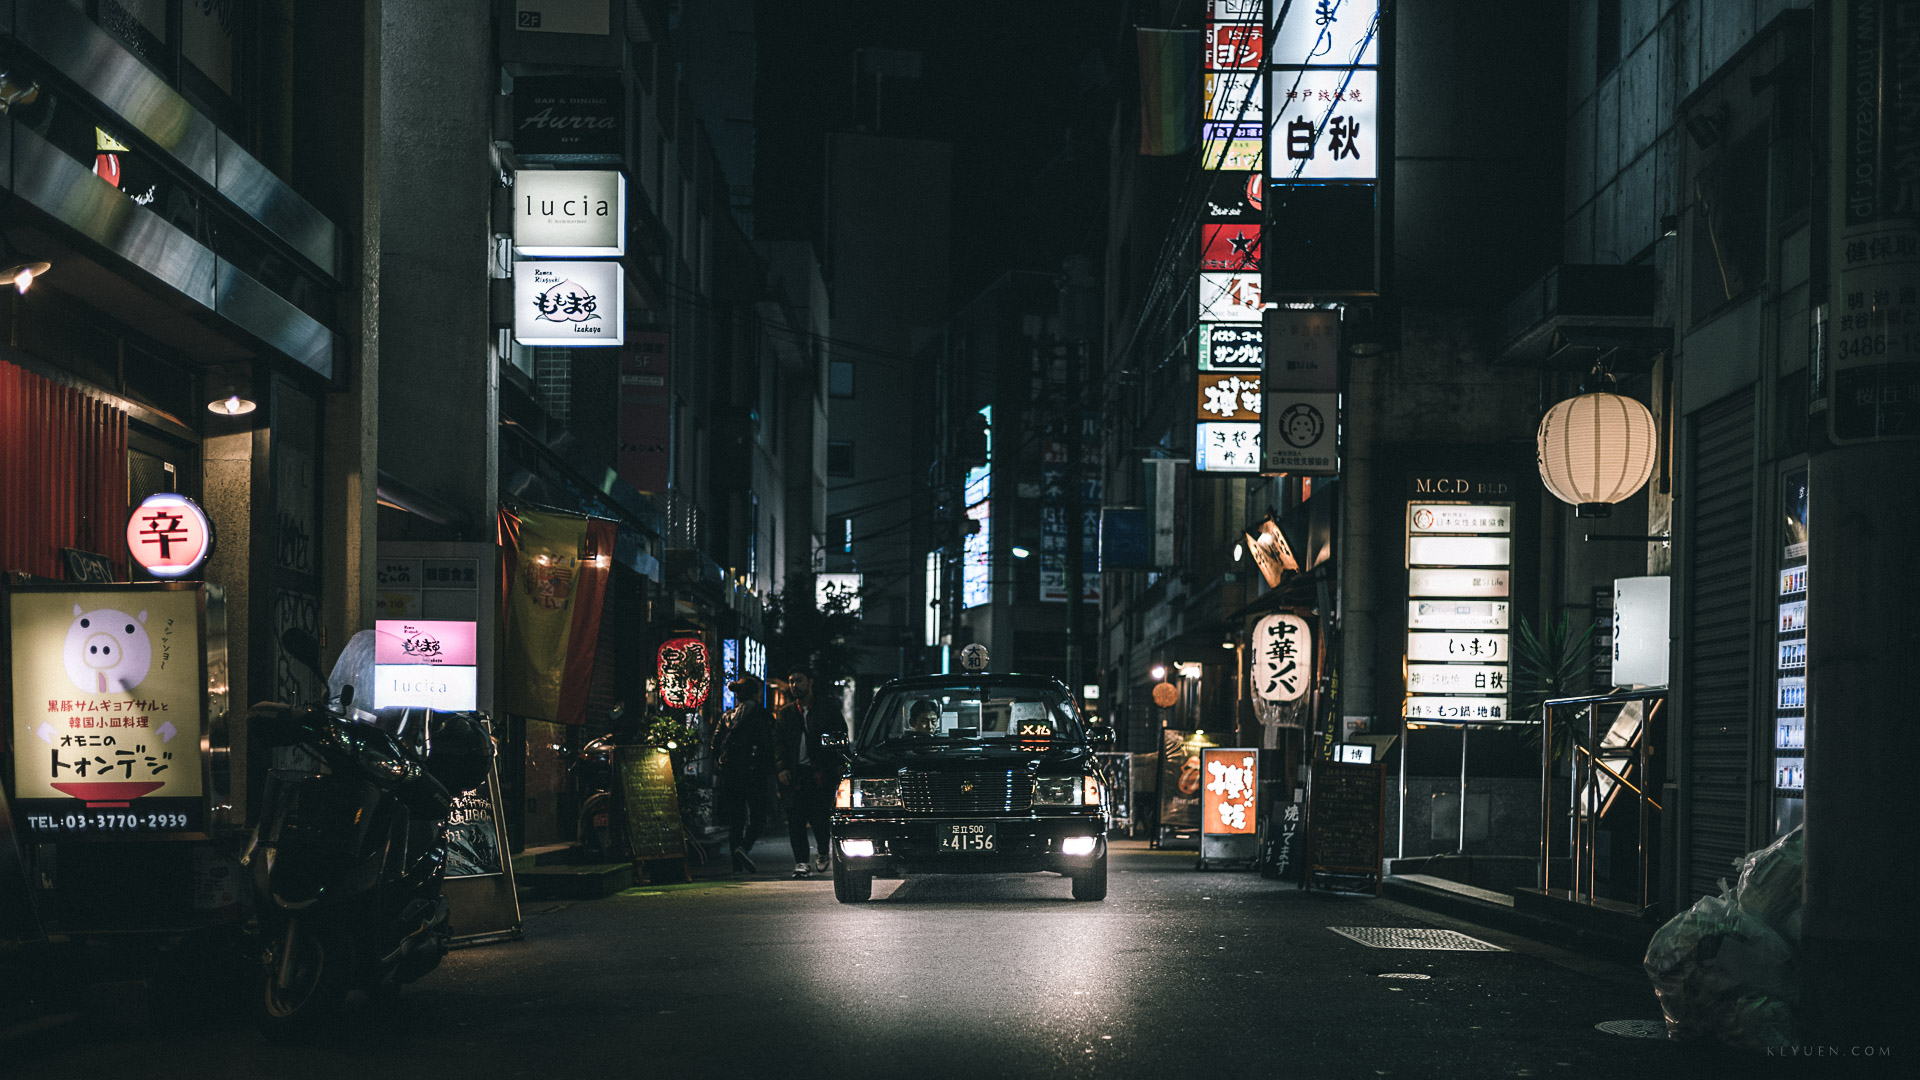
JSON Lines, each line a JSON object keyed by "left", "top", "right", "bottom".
{"left": 7, "top": 585, "right": 208, "bottom": 834}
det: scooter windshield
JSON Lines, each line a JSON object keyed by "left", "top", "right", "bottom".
{"left": 327, "top": 629, "right": 379, "bottom": 716}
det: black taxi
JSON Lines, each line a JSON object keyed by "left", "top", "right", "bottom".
{"left": 824, "top": 666, "right": 1110, "bottom": 902}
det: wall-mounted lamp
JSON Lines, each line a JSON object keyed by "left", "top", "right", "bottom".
{"left": 1010, "top": 546, "right": 1032, "bottom": 559}
{"left": 4, "top": 261, "right": 50, "bottom": 294}
{"left": 207, "top": 390, "right": 257, "bottom": 416}
{"left": 1150, "top": 664, "right": 1167, "bottom": 681}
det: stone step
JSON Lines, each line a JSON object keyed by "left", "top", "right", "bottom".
{"left": 516, "top": 861, "right": 633, "bottom": 900}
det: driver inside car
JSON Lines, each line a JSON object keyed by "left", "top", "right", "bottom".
{"left": 907, "top": 698, "right": 940, "bottom": 737}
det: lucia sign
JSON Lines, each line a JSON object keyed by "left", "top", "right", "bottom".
{"left": 514, "top": 170, "right": 625, "bottom": 256}
{"left": 514, "top": 261, "right": 623, "bottom": 346}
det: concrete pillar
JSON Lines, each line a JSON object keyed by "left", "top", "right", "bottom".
{"left": 375, "top": 0, "right": 497, "bottom": 538}
{"left": 1802, "top": 0, "right": 1920, "bottom": 1046}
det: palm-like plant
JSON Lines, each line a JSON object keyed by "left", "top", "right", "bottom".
{"left": 1513, "top": 612, "right": 1597, "bottom": 764}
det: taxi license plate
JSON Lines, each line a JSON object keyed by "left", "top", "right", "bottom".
{"left": 939, "top": 823, "right": 995, "bottom": 853}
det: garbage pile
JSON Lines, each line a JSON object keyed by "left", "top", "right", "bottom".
{"left": 1644, "top": 825, "right": 1803, "bottom": 1050}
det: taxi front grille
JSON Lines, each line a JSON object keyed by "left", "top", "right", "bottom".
{"left": 901, "top": 771, "right": 1032, "bottom": 814}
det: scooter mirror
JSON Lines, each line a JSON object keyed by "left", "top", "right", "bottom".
{"left": 282, "top": 628, "right": 323, "bottom": 675}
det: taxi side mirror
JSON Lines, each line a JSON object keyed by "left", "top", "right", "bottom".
{"left": 1087, "top": 722, "right": 1114, "bottom": 748}
{"left": 819, "top": 728, "right": 849, "bottom": 751}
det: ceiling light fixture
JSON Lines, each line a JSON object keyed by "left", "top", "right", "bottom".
{"left": 208, "top": 391, "right": 257, "bottom": 416}
{"left": 4, "top": 261, "right": 50, "bottom": 294}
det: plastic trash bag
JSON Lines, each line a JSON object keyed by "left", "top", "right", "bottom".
{"left": 1644, "top": 827, "right": 1804, "bottom": 1051}
{"left": 1733, "top": 825, "right": 1804, "bottom": 943}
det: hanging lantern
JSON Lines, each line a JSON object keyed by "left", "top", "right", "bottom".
{"left": 1536, "top": 380, "right": 1657, "bottom": 518}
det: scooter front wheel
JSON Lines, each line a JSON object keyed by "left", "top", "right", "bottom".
{"left": 257, "top": 918, "right": 355, "bottom": 1040}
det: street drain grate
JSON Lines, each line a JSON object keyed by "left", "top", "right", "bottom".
{"left": 1378, "top": 973, "right": 1432, "bottom": 980}
{"left": 1595, "top": 1020, "right": 1667, "bottom": 1039}
{"left": 1329, "top": 926, "right": 1506, "bottom": 951}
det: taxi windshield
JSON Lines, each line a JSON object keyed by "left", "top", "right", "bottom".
{"left": 859, "top": 684, "right": 1083, "bottom": 749}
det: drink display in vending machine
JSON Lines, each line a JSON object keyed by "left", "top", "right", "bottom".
{"left": 1772, "top": 470, "right": 1809, "bottom": 835}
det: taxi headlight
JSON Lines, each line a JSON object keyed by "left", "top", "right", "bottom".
{"left": 1035, "top": 777, "right": 1084, "bottom": 805}
{"left": 852, "top": 779, "right": 901, "bottom": 807}
{"left": 1060, "top": 836, "right": 1098, "bottom": 856}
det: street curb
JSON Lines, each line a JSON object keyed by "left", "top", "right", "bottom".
{"left": 1383, "top": 875, "right": 1650, "bottom": 965}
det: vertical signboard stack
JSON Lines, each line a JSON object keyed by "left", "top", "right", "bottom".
{"left": 1403, "top": 500, "right": 1514, "bottom": 723}
{"left": 1194, "top": 1, "right": 1267, "bottom": 475}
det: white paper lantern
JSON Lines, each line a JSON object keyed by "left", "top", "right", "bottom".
{"left": 1536, "top": 391, "right": 1657, "bottom": 517}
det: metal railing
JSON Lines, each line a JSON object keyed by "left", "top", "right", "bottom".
{"left": 1538, "top": 689, "right": 1667, "bottom": 909}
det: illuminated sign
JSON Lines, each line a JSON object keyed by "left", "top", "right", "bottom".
{"left": 513, "top": 169, "right": 625, "bottom": 256}
{"left": 1203, "top": 171, "right": 1263, "bottom": 221}
{"left": 1406, "top": 492, "right": 1515, "bottom": 722}
{"left": 373, "top": 619, "right": 479, "bottom": 711}
{"left": 1252, "top": 612, "right": 1310, "bottom": 703}
{"left": 1406, "top": 664, "right": 1507, "bottom": 694}
{"left": 1407, "top": 632, "right": 1508, "bottom": 662}
{"left": 1204, "top": 72, "right": 1264, "bottom": 123}
{"left": 1200, "top": 223, "right": 1262, "bottom": 272}
{"left": 1408, "top": 568, "right": 1510, "bottom": 597}
{"left": 1199, "top": 372, "right": 1262, "bottom": 422}
{"left": 1404, "top": 697, "right": 1509, "bottom": 722}
{"left": 1199, "top": 323, "right": 1263, "bottom": 370}
{"left": 1197, "top": 422, "right": 1261, "bottom": 473}
{"left": 1199, "top": 272, "right": 1264, "bottom": 322}
{"left": 8, "top": 587, "right": 205, "bottom": 808}
{"left": 963, "top": 500, "right": 992, "bottom": 608}
{"left": 1205, "top": 21, "right": 1262, "bottom": 69}
{"left": 1200, "top": 748, "right": 1259, "bottom": 835}
{"left": 1405, "top": 535, "right": 1510, "bottom": 567}
{"left": 1268, "top": 69, "right": 1378, "bottom": 181}
{"left": 1337, "top": 743, "right": 1374, "bottom": 765}
{"left": 720, "top": 638, "right": 741, "bottom": 711}
{"left": 1406, "top": 600, "right": 1510, "bottom": 631}
{"left": 513, "top": 261, "right": 624, "bottom": 346}
{"left": 1271, "top": 0, "right": 1379, "bottom": 66}
{"left": 743, "top": 636, "right": 766, "bottom": 680}
{"left": 1201, "top": 121, "right": 1265, "bottom": 171}
{"left": 816, "top": 572, "right": 863, "bottom": 616}
{"left": 126, "top": 493, "right": 213, "bottom": 579}
{"left": 656, "top": 637, "right": 711, "bottom": 710}
{"left": 1260, "top": 391, "right": 1338, "bottom": 474}
{"left": 1264, "top": 307, "right": 1339, "bottom": 392}
{"left": 1408, "top": 504, "right": 1511, "bottom": 534}
{"left": 1613, "top": 576, "right": 1671, "bottom": 688}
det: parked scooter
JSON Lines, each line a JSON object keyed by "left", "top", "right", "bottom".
{"left": 243, "top": 628, "right": 492, "bottom": 1035}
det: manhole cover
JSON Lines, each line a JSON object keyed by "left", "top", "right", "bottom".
{"left": 1329, "top": 926, "right": 1506, "bottom": 951}
{"left": 1378, "top": 972, "right": 1432, "bottom": 980}
{"left": 1595, "top": 1020, "right": 1666, "bottom": 1039}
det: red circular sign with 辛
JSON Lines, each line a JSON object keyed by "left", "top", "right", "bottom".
{"left": 126, "top": 493, "right": 213, "bottom": 579}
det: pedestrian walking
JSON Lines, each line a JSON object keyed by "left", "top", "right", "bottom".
{"left": 775, "top": 668, "right": 844, "bottom": 878}
{"left": 714, "top": 673, "right": 774, "bottom": 873}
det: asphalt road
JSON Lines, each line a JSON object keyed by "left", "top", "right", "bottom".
{"left": 6, "top": 842, "right": 1806, "bottom": 1079}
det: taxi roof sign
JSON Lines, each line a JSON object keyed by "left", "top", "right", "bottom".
{"left": 959, "top": 643, "right": 990, "bottom": 672}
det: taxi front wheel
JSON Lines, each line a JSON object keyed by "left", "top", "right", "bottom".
{"left": 833, "top": 855, "right": 872, "bottom": 903}
{"left": 1070, "top": 851, "right": 1108, "bottom": 901}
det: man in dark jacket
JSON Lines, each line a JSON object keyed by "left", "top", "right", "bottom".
{"left": 774, "top": 668, "right": 843, "bottom": 878}
{"left": 714, "top": 673, "right": 774, "bottom": 873}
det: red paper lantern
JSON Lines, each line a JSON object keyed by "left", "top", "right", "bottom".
{"left": 657, "top": 636, "right": 711, "bottom": 709}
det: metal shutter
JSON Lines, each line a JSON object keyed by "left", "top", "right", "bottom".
{"left": 1682, "top": 389, "right": 1757, "bottom": 900}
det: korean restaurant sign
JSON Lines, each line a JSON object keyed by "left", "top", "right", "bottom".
{"left": 372, "top": 619, "right": 479, "bottom": 711}
{"left": 1200, "top": 748, "right": 1259, "bottom": 835}
{"left": 1268, "top": 69, "right": 1377, "bottom": 182}
{"left": 126, "top": 493, "right": 213, "bottom": 579}
{"left": 514, "top": 261, "right": 624, "bottom": 346}
{"left": 8, "top": 586, "right": 206, "bottom": 830}
{"left": 1252, "top": 612, "right": 1310, "bottom": 703}
{"left": 513, "top": 169, "right": 626, "bottom": 257}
